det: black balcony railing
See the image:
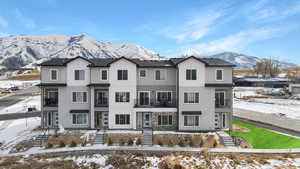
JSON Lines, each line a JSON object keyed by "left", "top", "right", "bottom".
{"left": 95, "top": 98, "right": 108, "bottom": 107}
{"left": 215, "top": 99, "right": 231, "bottom": 108}
{"left": 134, "top": 99, "right": 177, "bottom": 108}
{"left": 44, "top": 98, "right": 58, "bottom": 107}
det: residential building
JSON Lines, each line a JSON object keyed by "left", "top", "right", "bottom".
{"left": 38, "top": 56, "right": 235, "bottom": 131}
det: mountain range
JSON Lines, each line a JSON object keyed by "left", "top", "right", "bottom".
{"left": 0, "top": 34, "right": 297, "bottom": 69}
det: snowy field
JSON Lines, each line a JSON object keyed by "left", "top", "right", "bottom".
{"left": 0, "top": 95, "right": 40, "bottom": 114}
{"left": 233, "top": 87, "right": 300, "bottom": 120}
{"left": 0, "top": 80, "right": 40, "bottom": 89}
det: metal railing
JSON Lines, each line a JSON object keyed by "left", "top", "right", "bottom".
{"left": 134, "top": 99, "right": 177, "bottom": 108}
{"left": 95, "top": 98, "right": 108, "bottom": 107}
{"left": 44, "top": 98, "right": 58, "bottom": 107}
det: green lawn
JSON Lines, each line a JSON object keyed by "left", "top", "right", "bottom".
{"left": 227, "top": 120, "right": 300, "bottom": 149}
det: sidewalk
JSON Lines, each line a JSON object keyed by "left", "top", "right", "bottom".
{"left": 1, "top": 144, "right": 300, "bottom": 158}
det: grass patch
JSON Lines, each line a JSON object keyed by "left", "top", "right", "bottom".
{"left": 5, "top": 74, "right": 40, "bottom": 81}
{"left": 227, "top": 120, "right": 300, "bottom": 149}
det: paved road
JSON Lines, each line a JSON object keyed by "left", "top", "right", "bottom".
{"left": 233, "top": 114, "right": 300, "bottom": 138}
{"left": 0, "top": 86, "right": 40, "bottom": 110}
{"left": 0, "top": 111, "right": 41, "bottom": 121}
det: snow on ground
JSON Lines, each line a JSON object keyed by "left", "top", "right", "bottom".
{"left": 0, "top": 95, "right": 40, "bottom": 114}
{"left": 0, "top": 117, "right": 41, "bottom": 154}
{"left": 0, "top": 80, "right": 40, "bottom": 89}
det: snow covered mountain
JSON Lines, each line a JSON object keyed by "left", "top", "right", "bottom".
{"left": 0, "top": 34, "right": 160, "bottom": 68}
{"left": 205, "top": 52, "right": 297, "bottom": 69}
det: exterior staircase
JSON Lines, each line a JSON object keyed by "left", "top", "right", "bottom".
{"left": 143, "top": 129, "right": 153, "bottom": 145}
{"left": 217, "top": 131, "right": 235, "bottom": 147}
{"left": 34, "top": 135, "right": 49, "bottom": 147}
{"left": 94, "top": 131, "right": 105, "bottom": 144}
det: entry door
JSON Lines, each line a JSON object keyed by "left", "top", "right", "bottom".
{"left": 95, "top": 112, "right": 101, "bottom": 128}
{"left": 46, "top": 112, "right": 53, "bottom": 127}
{"left": 143, "top": 112, "right": 152, "bottom": 128}
{"left": 139, "top": 92, "right": 150, "bottom": 105}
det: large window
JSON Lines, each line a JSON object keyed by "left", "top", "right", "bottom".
{"left": 74, "top": 70, "right": 85, "bottom": 80}
{"left": 155, "top": 70, "right": 166, "bottom": 80}
{"left": 115, "top": 92, "right": 130, "bottom": 102}
{"left": 101, "top": 70, "right": 108, "bottom": 80}
{"left": 215, "top": 91, "right": 225, "bottom": 107}
{"left": 72, "top": 113, "right": 88, "bottom": 125}
{"left": 186, "top": 69, "right": 197, "bottom": 80}
{"left": 117, "top": 70, "right": 128, "bottom": 80}
{"left": 72, "top": 92, "right": 87, "bottom": 103}
{"left": 158, "top": 115, "right": 173, "bottom": 126}
{"left": 95, "top": 90, "right": 108, "bottom": 105}
{"left": 184, "top": 115, "right": 199, "bottom": 126}
{"left": 184, "top": 92, "right": 199, "bottom": 103}
{"left": 115, "top": 114, "right": 130, "bottom": 125}
{"left": 50, "top": 69, "right": 58, "bottom": 80}
{"left": 216, "top": 69, "right": 223, "bottom": 81}
{"left": 157, "top": 91, "right": 172, "bottom": 102}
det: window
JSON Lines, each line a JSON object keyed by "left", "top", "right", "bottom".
{"left": 72, "top": 113, "right": 88, "bottom": 125}
{"left": 216, "top": 69, "right": 223, "bottom": 81}
{"left": 72, "top": 92, "right": 87, "bottom": 103}
{"left": 215, "top": 91, "right": 225, "bottom": 107}
{"left": 117, "top": 70, "right": 128, "bottom": 80}
{"left": 115, "top": 114, "right": 130, "bottom": 125}
{"left": 74, "top": 70, "right": 85, "bottom": 80}
{"left": 184, "top": 92, "right": 199, "bottom": 103}
{"left": 184, "top": 115, "right": 199, "bottom": 126}
{"left": 115, "top": 92, "right": 130, "bottom": 102}
{"left": 140, "top": 70, "right": 146, "bottom": 78}
{"left": 158, "top": 115, "right": 173, "bottom": 125}
{"left": 186, "top": 69, "right": 197, "bottom": 80}
{"left": 157, "top": 91, "right": 172, "bottom": 102}
{"left": 95, "top": 90, "right": 107, "bottom": 105}
{"left": 50, "top": 70, "right": 58, "bottom": 80}
{"left": 155, "top": 70, "right": 166, "bottom": 80}
{"left": 101, "top": 70, "right": 108, "bottom": 80}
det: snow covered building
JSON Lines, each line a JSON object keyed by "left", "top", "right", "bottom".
{"left": 38, "top": 56, "right": 235, "bottom": 131}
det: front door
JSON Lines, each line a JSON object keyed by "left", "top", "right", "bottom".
{"left": 95, "top": 112, "right": 102, "bottom": 128}
{"left": 143, "top": 112, "right": 152, "bottom": 128}
{"left": 139, "top": 91, "right": 150, "bottom": 106}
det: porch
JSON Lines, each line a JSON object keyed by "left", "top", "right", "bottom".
{"left": 136, "top": 111, "right": 177, "bottom": 130}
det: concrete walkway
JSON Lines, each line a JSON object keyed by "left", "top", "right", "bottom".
{"left": 1, "top": 144, "right": 300, "bottom": 157}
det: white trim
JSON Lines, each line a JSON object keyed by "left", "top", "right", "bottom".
{"left": 137, "top": 91, "right": 151, "bottom": 105}
{"left": 115, "top": 91, "right": 130, "bottom": 103}
{"left": 100, "top": 69, "right": 109, "bottom": 81}
{"left": 185, "top": 69, "right": 197, "bottom": 80}
{"left": 71, "top": 91, "right": 88, "bottom": 103}
{"left": 50, "top": 69, "right": 58, "bottom": 81}
{"left": 133, "top": 107, "right": 177, "bottom": 112}
{"left": 156, "top": 91, "right": 172, "bottom": 102}
{"left": 215, "top": 69, "right": 224, "bottom": 81}
{"left": 139, "top": 69, "right": 146, "bottom": 78}
{"left": 183, "top": 92, "right": 200, "bottom": 104}
{"left": 215, "top": 91, "right": 226, "bottom": 106}
{"left": 158, "top": 114, "right": 173, "bottom": 126}
{"left": 154, "top": 69, "right": 167, "bottom": 81}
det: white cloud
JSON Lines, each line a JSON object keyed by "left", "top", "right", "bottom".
{"left": 182, "top": 26, "right": 289, "bottom": 56}
{"left": 14, "top": 8, "right": 36, "bottom": 29}
{"left": 0, "top": 32, "right": 8, "bottom": 37}
{"left": 161, "top": 12, "right": 223, "bottom": 42}
{"left": 0, "top": 16, "right": 8, "bottom": 28}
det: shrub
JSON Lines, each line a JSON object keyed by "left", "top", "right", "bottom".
{"left": 199, "top": 136, "right": 205, "bottom": 147}
{"left": 119, "top": 139, "right": 125, "bottom": 146}
{"left": 178, "top": 138, "right": 185, "bottom": 147}
{"left": 189, "top": 137, "right": 195, "bottom": 147}
{"left": 58, "top": 140, "right": 65, "bottom": 147}
{"left": 156, "top": 137, "right": 163, "bottom": 146}
{"left": 81, "top": 139, "right": 87, "bottom": 147}
{"left": 167, "top": 139, "right": 174, "bottom": 147}
{"left": 108, "top": 138, "right": 113, "bottom": 146}
{"left": 127, "top": 138, "right": 134, "bottom": 146}
{"left": 69, "top": 140, "right": 77, "bottom": 147}
{"left": 136, "top": 138, "right": 142, "bottom": 145}
{"left": 44, "top": 142, "right": 53, "bottom": 149}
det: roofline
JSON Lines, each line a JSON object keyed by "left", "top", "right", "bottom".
{"left": 172, "top": 56, "right": 208, "bottom": 66}
{"left": 63, "top": 56, "right": 93, "bottom": 66}
{"left": 107, "top": 56, "right": 138, "bottom": 66}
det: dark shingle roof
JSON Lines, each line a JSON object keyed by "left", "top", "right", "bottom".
{"left": 39, "top": 56, "right": 235, "bottom": 67}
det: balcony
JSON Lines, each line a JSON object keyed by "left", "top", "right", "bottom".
{"left": 215, "top": 99, "right": 231, "bottom": 108}
{"left": 95, "top": 98, "right": 108, "bottom": 107}
{"left": 134, "top": 99, "right": 177, "bottom": 108}
{"left": 44, "top": 98, "right": 58, "bottom": 107}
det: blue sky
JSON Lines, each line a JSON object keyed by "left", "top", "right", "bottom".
{"left": 0, "top": 0, "right": 300, "bottom": 64}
